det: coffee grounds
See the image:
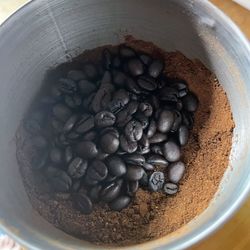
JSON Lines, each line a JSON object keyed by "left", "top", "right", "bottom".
{"left": 17, "top": 38, "right": 234, "bottom": 246}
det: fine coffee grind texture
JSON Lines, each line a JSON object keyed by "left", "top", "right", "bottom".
{"left": 17, "top": 38, "right": 234, "bottom": 245}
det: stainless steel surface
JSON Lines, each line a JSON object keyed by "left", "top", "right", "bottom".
{"left": 0, "top": 0, "right": 250, "bottom": 249}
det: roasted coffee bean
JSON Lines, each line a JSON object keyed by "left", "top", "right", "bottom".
{"left": 58, "top": 78, "right": 77, "bottom": 94}
{"left": 74, "top": 114, "right": 94, "bottom": 134}
{"left": 125, "top": 120, "right": 143, "bottom": 142}
{"left": 120, "top": 135, "right": 138, "bottom": 153}
{"left": 143, "top": 162, "right": 154, "bottom": 171}
{"left": 100, "top": 133, "right": 120, "bottom": 154}
{"left": 68, "top": 157, "right": 87, "bottom": 179}
{"left": 159, "top": 87, "right": 179, "bottom": 102}
{"left": 127, "top": 58, "right": 144, "bottom": 76}
{"left": 64, "top": 146, "right": 73, "bottom": 163}
{"left": 146, "top": 120, "right": 157, "bottom": 138}
{"left": 150, "top": 145, "right": 163, "bottom": 155}
{"left": 149, "top": 133, "right": 168, "bottom": 144}
{"left": 113, "top": 89, "right": 130, "bottom": 106}
{"left": 64, "top": 94, "right": 82, "bottom": 108}
{"left": 50, "top": 147, "right": 63, "bottom": 164}
{"left": 116, "top": 110, "right": 133, "bottom": 127}
{"left": 123, "top": 153, "right": 145, "bottom": 166}
{"left": 182, "top": 92, "right": 198, "bottom": 112}
{"left": 53, "top": 103, "right": 72, "bottom": 122}
{"left": 112, "top": 70, "right": 127, "bottom": 86}
{"left": 147, "top": 154, "right": 169, "bottom": 167}
{"left": 148, "top": 59, "right": 164, "bottom": 78}
{"left": 31, "top": 150, "right": 48, "bottom": 169}
{"left": 63, "top": 114, "right": 79, "bottom": 133}
{"left": 100, "top": 182, "right": 121, "bottom": 202}
{"left": 139, "top": 134, "right": 150, "bottom": 148}
{"left": 109, "top": 195, "right": 131, "bottom": 211}
{"left": 71, "top": 180, "right": 82, "bottom": 192}
{"left": 106, "top": 156, "right": 126, "bottom": 177}
{"left": 139, "top": 53, "right": 152, "bottom": 65}
{"left": 172, "top": 82, "right": 188, "bottom": 98}
{"left": 171, "top": 111, "right": 182, "bottom": 132}
{"left": 108, "top": 99, "right": 126, "bottom": 114}
{"left": 137, "top": 146, "right": 150, "bottom": 155}
{"left": 168, "top": 161, "right": 185, "bottom": 183}
{"left": 33, "top": 135, "right": 48, "bottom": 148}
{"left": 119, "top": 46, "right": 136, "bottom": 58}
{"left": 75, "top": 141, "right": 98, "bottom": 159}
{"left": 113, "top": 56, "right": 122, "bottom": 68}
{"left": 140, "top": 171, "right": 149, "bottom": 186}
{"left": 82, "top": 130, "right": 97, "bottom": 141}
{"left": 83, "top": 63, "right": 98, "bottom": 81}
{"left": 74, "top": 193, "right": 93, "bottom": 214}
{"left": 178, "top": 125, "right": 189, "bottom": 146}
{"left": 78, "top": 79, "right": 96, "bottom": 95}
{"left": 163, "top": 182, "right": 178, "bottom": 195}
{"left": 48, "top": 168, "right": 72, "bottom": 192}
{"left": 148, "top": 171, "right": 165, "bottom": 192}
{"left": 137, "top": 76, "right": 157, "bottom": 91}
{"left": 126, "top": 101, "right": 139, "bottom": 115}
{"left": 102, "top": 48, "right": 112, "bottom": 70}
{"left": 100, "top": 127, "right": 119, "bottom": 138}
{"left": 126, "top": 77, "right": 142, "bottom": 94}
{"left": 87, "top": 160, "right": 108, "bottom": 181}
{"left": 157, "top": 110, "right": 175, "bottom": 133}
{"left": 162, "top": 141, "right": 181, "bottom": 162}
{"left": 125, "top": 166, "right": 144, "bottom": 181}
{"left": 67, "top": 70, "right": 86, "bottom": 81}
{"left": 95, "top": 111, "right": 116, "bottom": 128}
{"left": 89, "top": 185, "right": 102, "bottom": 202}
{"left": 134, "top": 113, "right": 148, "bottom": 129}
{"left": 139, "top": 102, "right": 153, "bottom": 117}
{"left": 126, "top": 181, "right": 139, "bottom": 196}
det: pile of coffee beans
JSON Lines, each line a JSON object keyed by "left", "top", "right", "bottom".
{"left": 25, "top": 45, "right": 198, "bottom": 214}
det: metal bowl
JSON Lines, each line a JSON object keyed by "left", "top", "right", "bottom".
{"left": 0, "top": 0, "right": 250, "bottom": 249}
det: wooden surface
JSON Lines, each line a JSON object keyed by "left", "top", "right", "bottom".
{"left": 0, "top": 1, "right": 249, "bottom": 250}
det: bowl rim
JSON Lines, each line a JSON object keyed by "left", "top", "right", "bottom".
{"left": 0, "top": 0, "right": 250, "bottom": 249}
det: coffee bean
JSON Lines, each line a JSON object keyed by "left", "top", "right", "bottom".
{"left": 71, "top": 180, "right": 82, "bottom": 192}
{"left": 74, "top": 193, "right": 93, "bottom": 214}
{"left": 168, "top": 161, "right": 185, "bottom": 183}
{"left": 134, "top": 113, "right": 148, "bottom": 129}
{"left": 159, "top": 87, "right": 179, "bottom": 102}
{"left": 163, "top": 182, "right": 178, "bottom": 195}
{"left": 67, "top": 70, "right": 86, "bottom": 81}
{"left": 146, "top": 120, "right": 157, "bottom": 138}
{"left": 139, "top": 53, "right": 152, "bottom": 65}
{"left": 120, "top": 135, "right": 138, "bottom": 153}
{"left": 58, "top": 78, "right": 77, "bottom": 94}
{"left": 125, "top": 166, "right": 144, "bottom": 181}
{"left": 48, "top": 168, "right": 72, "bottom": 192}
{"left": 83, "top": 63, "right": 98, "bottom": 81}
{"left": 78, "top": 79, "right": 96, "bottom": 96}
{"left": 113, "top": 89, "right": 130, "bottom": 106}
{"left": 172, "top": 82, "right": 188, "bottom": 98}
{"left": 137, "top": 134, "right": 150, "bottom": 154}
{"left": 53, "top": 103, "right": 72, "bottom": 122}
{"left": 33, "top": 135, "right": 48, "bottom": 148}
{"left": 119, "top": 46, "right": 136, "bottom": 58}
{"left": 109, "top": 195, "right": 131, "bottom": 211}
{"left": 100, "top": 182, "right": 121, "bottom": 202}
{"left": 150, "top": 145, "right": 163, "bottom": 155}
{"left": 139, "top": 102, "right": 153, "bottom": 117}
{"left": 171, "top": 111, "right": 182, "bottom": 132}
{"left": 82, "top": 130, "right": 97, "bottom": 141}
{"left": 64, "top": 94, "right": 82, "bottom": 109}
{"left": 149, "top": 133, "right": 168, "bottom": 144}
{"left": 108, "top": 99, "right": 126, "bottom": 114}
{"left": 100, "top": 127, "right": 119, "bottom": 138}
{"left": 106, "top": 156, "right": 126, "bottom": 177}
{"left": 68, "top": 157, "right": 87, "bottom": 179}
{"left": 89, "top": 185, "right": 102, "bottom": 202}
{"left": 64, "top": 146, "right": 73, "bottom": 163}
{"left": 157, "top": 110, "right": 175, "bottom": 133}
{"left": 95, "top": 111, "right": 116, "bottom": 128}
{"left": 148, "top": 59, "right": 164, "bottom": 78}
{"left": 112, "top": 70, "right": 127, "bottom": 86}
{"left": 126, "top": 101, "right": 139, "bottom": 115}
{"left": 127, "top": 58, "right": 144, "bottom": 76}
{"left": 123, "top": 153, "right": 145, "bottom": 166}
{"left": 126, "top": 77, "right": 142, "bottom": 94}
{"left": 50, "top": 147, "right": 63, "bottom": 164}
{"left": 126, "top": 181, "right": 139, "bottom": 196}
{"left": 63, "top": 114, "right": 79, "bottom": 133}
{"left": 162, "top": 141, "right": 181, "bottom": 162}
{"left": 178, "top": 125, "right": 189, "bottom": 146}
{"left": 102, "top": 48, "right": 112, "bottom": 70}
{"left": 137, "top": 76, "right": 157, "bottom": 91}
{"left": 148, "top": 171, "right": 165, "bottom": 191}
{"left": 125, "top": 120, "right": 143, "bottom": 142}
{"left": 87, "top": 160, "right": 108, "bottom": 181}
{"left": 182, "top": 92, "right": 198, "bottom": 112}
{"left": 143, "top": 162, "right": 154, "bottom": 171}
{"left": 100, "top": 132, "right": 120, "bottom": 154}
{"left": 74, "top": 114, "right": 94, "bottom": 134}
{"left": 31, "top": 150, "right": 48, "bottom": 169}
{"left": 147, "top": 154, "right": 169, "bottom": 167}
{"left": 75, "top": 141, "right": 98, "bottom": 159}
{"left": 116, "top": 110, "right": 132, "bottom": 128}
{"left": 82, "top": 92, "right": 95, "bottom": 111}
